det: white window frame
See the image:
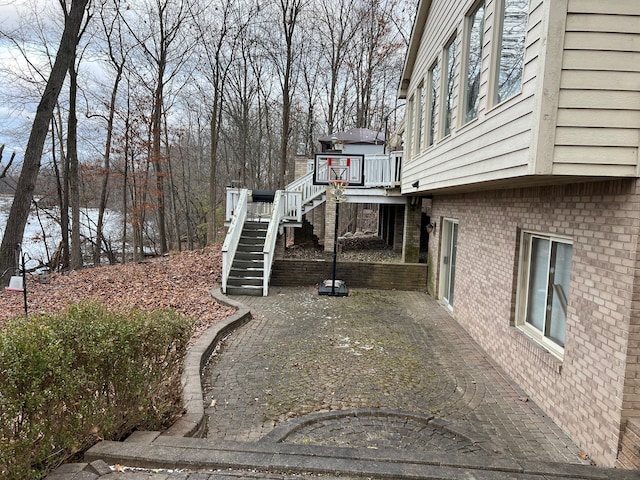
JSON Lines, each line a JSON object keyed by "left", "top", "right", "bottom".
{"left": 415, "top": 81, "right": 425, "bottom": 155}
{"left": 427, "top": 61, "right": 439, "bottom": 146}
{"left": 491, "top": 0, "right": 528, "bottom": 106}
{"left": 516, "top": 231, "right": 573, "bottom": 360}
{"left": 440, "top": 218, "right": 459, "bottom": 310}
{"left": 441, "top": 35, "right": 457, "bottom": 138}
{"left": 461, "top": 0, "right": 485, "bottom": 125}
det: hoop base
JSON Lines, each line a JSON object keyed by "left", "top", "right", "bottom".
{"left": 318, "top": 279, "right": 348, "bottom": 297}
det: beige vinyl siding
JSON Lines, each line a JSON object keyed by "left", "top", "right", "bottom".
{"left": 403, "top": 0, "right": 542, "bottom": 193}
{"left": 552, "top": 1, "right": 640, "bottom": 176}
{"left": 411, "top": 0, "right": 466, "bottom": 96}
{"left": 557, "top": 109, "right": 640, "bottom": 129}
{"left": 404, "top": 106, "right": 532, "bottom": 189}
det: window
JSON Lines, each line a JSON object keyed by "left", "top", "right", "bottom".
{"left": 406, "top": 94, "right": 414, "bottom": 157}
{"left": 493, "top": 0, "right": 528, "bottom": 105}
{"left": 518, "top": 232, "right": 573, "bottom": 358}
{"left": 442, "top": 35, "right": 456, "bottom": 137}
{"left": 415, "top": 82, "right": 425, "bottom": 154}
{"left": 463, "top": 1, "right": 485, "bottom": 124}
{"left": 427, "top": 62, "right": 439, "bottom": 146}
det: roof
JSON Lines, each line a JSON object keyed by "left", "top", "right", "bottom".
{"left": 318, "top": 128, "right": 385, "bottom": 145}
{"left": 398, "top": 0, "right": 433, "bottom": 99}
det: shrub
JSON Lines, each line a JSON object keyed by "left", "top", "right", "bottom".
{"left": 0, "top": 302, "right": 194, "bottom": 479}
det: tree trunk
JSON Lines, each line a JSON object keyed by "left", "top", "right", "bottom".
{"left": 50, "top": 115, "right": 69, "bottom": 271}
{"left": 0, "top": 0, "right": 89, "bottom": 284}
{"left": 152, "top": 74, "right": 168, "bottom": 254}
{"left": 94, "top": 64, "right": 123, "bottom": 265}
{"left": 68, "top": 60, "right": 83, "bottom": 270}
{"left": 208, "top": 98, "right": 219, "bottom": 244}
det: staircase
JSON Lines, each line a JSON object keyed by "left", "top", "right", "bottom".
{"left": 302, "top": 192, "right": 326, "bottom": 216}
{"left": 225, "top": 222, "right": 268, "bottom": 296}
{"left": 222, "top": 152, "right": 404, "bottom": 296}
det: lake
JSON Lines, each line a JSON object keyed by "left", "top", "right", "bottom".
{"left": 0, "top": 195, "right": 124, "bottom": 271}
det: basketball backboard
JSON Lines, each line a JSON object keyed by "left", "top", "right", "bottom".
{"left": 312, "top": 153, "right": 365, "bottom": 186}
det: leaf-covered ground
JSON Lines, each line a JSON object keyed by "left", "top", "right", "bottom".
{"left": 0, "top": 246, "right": 235, "bottom": 342}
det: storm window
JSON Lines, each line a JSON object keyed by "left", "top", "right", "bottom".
{"left": 407, "top": 94, "right": 414, "bottom": 157}
{"left": 427, "top": 62, "right": 439, "bottom": 146}
{"left": 463, "top": 1, "right": 485, "bottom": 124}
{"left": 442, "top": 35, "right": 457, "bottom": 137}
{"left": 494, "top": 0, "right": 528, "bottom": 104}
{"left": 416, "top": 82, "right": 425, "bottom": 154}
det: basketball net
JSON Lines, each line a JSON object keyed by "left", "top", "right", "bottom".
{"left": 329, "top": 179, "right": 348, "bottom": 203}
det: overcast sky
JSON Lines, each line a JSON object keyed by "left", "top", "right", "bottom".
{"left": 0, "top": 0, "right": 58, "bottom": 161}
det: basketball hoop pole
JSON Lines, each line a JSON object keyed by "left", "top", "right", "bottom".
{"left": 330, "top": 197, "right": 340, "bottom": 295}
{"left": 319, "top": 180, "right": 349, "bottom": 297}
{"left": 315, "top": 154, "right": 360, "bottom": 297}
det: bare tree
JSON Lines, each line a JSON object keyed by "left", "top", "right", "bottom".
{"left": 92, "top": 0, "right": 128, "bottom": 265}
{"left": 350, "top": 0, "right": 405, "bottom": 129}
{"left": 121, "top": 0, "right": 195, "bottom": 254}
{"left": 316, "top": 0, "right": 357, "bottom": 135}
{"left": 0, "top": 0, "right": 91, "bottom": 284}
{"left": 0, "top": 145, "right": 17, "bottom": 179}
{"left": 275, "top": 0, "right": 306, "bottom": 188}
{"left": 68, "top": 13, "right": 92, "bottom": 270}
{"left": 191, "top": 0, "right": 247, "bottom": 243}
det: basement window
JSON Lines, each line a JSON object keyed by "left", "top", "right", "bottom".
{"left": 516, "top": 232, "right": 573, "bottom": 360}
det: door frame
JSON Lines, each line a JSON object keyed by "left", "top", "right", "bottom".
{"left": 439, "top": 218, "right": 458, "bottom": 309}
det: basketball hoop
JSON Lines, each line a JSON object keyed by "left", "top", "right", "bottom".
{"left": 312, "top": 153, "right": 364, "bottom": 297}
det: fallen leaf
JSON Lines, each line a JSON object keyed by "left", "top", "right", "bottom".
{"left": 0, "top": 246, "right": 235, "bottom": 345}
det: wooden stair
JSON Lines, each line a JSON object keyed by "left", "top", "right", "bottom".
{"left": 225, "top": 222, "right": 268, "bottom": 296}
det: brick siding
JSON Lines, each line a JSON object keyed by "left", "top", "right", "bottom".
{"left": 428, "top": 178, "right": 640, "bottom": 468}
{"left": 270, "top": 259, "right": 427, "bottom": 291}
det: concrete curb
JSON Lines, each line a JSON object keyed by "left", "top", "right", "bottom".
{"left": 84, "top": 437, "right": 637, "bottom": 480}
{"left": 163, "top": 287, "right": 252, "bottom": 437}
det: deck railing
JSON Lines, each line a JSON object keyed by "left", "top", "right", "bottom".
{"left": 363, "top": 151, "right": 403, "bottom": 187}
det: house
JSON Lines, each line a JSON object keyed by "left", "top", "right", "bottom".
{"left": 318, "top": 127, "right": 386, "bottom": 155}
{"left": 398, "top": 0, "right": 640, "bottom": 469}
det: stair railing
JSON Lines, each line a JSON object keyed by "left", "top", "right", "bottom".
{"left": 225, "top": 188, "right": 242, "bottom": 222}
{"left": 286, "top": 171, "right": 326, "bottom": 214}
{"left": 222, "top": 188, "right": 249, "bottom": 294}
{"left": 283, "top": 190, "right": 303, "bottom": 222}
{"left": 262, "top": 190, "right": 285, "bottom": 296}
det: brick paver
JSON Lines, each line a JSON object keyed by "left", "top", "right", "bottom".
{"left": 49, "top": 287, "right": 639, "bottom": 480}
{"left": 204, "top": 287, "right": 583, "bottom": 464}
